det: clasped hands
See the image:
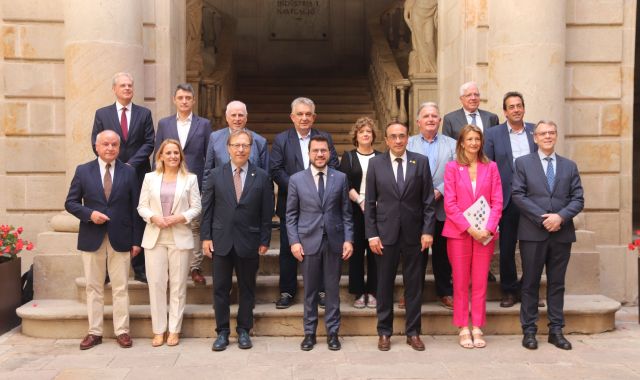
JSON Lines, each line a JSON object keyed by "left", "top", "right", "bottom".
{"left": 151, "top": 214, "right": 185, "bottom": 229}
{"left": 541, "top": 213, "right": 563, "bottom": 232}
{"left": 466, "top": 227, "right": 493, "bottom": 242}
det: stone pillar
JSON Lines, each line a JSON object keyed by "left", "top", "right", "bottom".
{"left": 408, "top": 73, "right": 438, "bottom": 134}
{"left": 487, "top": 0, "right": 566, "bottom": 151}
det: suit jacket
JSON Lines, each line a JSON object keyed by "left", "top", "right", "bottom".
{"left": 364, "top": 150, "right": 436, "bottom": 245}
{"left": 137, "top": 171, "right": 202, "bottom": 250}
{"left": 286, "top": 168, "right": 353, "bottom": 255}
{"left": 483, "top": 122, "right": 537, "bottom": 209}
{"left": 203, "top": 127, "right": 269, "bottom": 181}
{"left": 65, "top": 159, "right": 143, "bottom": 252}
{"left": 442, "top": 108, "right": 500, "bottom": 140}
{"left": 155, "top": 114, "right": 212, "bottom": 189}
{"left": 200, "top": 162, "right": 273, "bottom": 258}
{"left": 270, "top": 128, "right": 340, "bottom": 218}
{"left": 407, "top": 133, "right": 457, "bottom": 221}
{"left": 441, "top": 160, "right": 503, "bottom": 239}
{"left": 91, "top": 103, "right": 155, "bottom": 181}
{"left": 512, "top": 152, "right": 584, "bottom": 243}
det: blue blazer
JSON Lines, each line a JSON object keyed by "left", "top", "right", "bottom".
{"left": 512, "top": 152, "right": 584, "bottom": 243}
{"left": 270, "top": 128, "right": 339, "bottom": 218}
{"left": 203, "top": 127, "right": 269, "bottom": 181}
{"left": 200, "top": 162, "right": 273, "bottom": 258}
{"left": 286, "top": 167, "right": 354, "bottom": 255}
{"left": 483, "top": 122, "right": 537, "bottom": 209}
{"left": 155, "top": 114, "right": 211, "bottom": 189}
{"left": 91, "top": 103, "right": 155, "bottom": 182}
{"left": 65, "top": 159, "right": 143, "bottom": 252}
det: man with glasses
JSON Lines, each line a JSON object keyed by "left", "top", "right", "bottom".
{"left": 442, "top": 81, "right": 500, "bottom": 140}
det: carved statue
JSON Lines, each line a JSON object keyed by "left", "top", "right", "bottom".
{"left": 404, "top": 0, "right": 438, "bottom": 74}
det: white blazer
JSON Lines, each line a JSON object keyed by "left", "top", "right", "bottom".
{"left": 137, "top": 171, "right": 202, "bottom": 250}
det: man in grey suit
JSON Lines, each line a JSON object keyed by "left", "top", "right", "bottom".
{"left": 484, "top": 91, "right": 538, "bottom": 308}
{"left": 512, "top": 120, "right": 584, "bottom": 351}
{"left": 286, "top": 135, "right": 353, "bottom": 351}
{"left": 365, "top": 122, "right": 436, "bottom": 351}
{"left": 155, "top": 83, "right": 212, "bottom": 285}
{"left": 201, "top": 130, "right": 274, "bottom": 351}
{"left": 407, "top": 102, "right": 456, "bottom": 309}
{"left": 442, "top": 81, "right": 500, "bottom": 140}
{"left": 203, "top": 100, "right": 269, "bottom": 177}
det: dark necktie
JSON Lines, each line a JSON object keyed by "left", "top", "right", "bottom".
{"left": 104, "top": 163, "right": 112, "bottom": 200}
{"left": 120, "top": 107, "right": 128, "bottom": 141}
{"left": 318, "top": 172, "right": 325, "bottom": 204}
{"left": 469, "top": 113, "right": 477, "bottom": 126}
{"left": 544, "top": 157, "right": 555, "bottom": 191}
{"left": 395, "top": 157, "right": 405, "bottom": 193}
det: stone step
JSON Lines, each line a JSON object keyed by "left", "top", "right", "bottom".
{"left": 248, "top": 112, "right": 375, "bottom": 123}
{"left": 250, "top": 122, "right": 355, "bottom": 134}
{"left": 249, "top": 103, "right": 375, "bottom": 113}
{"left": 237, "top": 86, "right": 369, "bottom": 96}
{"left": 262, "top": 132, "right": 354, "bottom": 144}
{"left": 238, "top": 94, "right": 373, "bottom": 105}
{"left": 17, "top": 295, "right": 621, "bottom": 338}
{"left": 237, "top": 76, "right": 369, "bottom": 87}
{"left": 74, "top": 275, "right": 547, "bottom": 306}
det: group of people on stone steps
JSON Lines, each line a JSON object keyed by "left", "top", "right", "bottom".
{"left": 65, "top": 73, "right": 583, "bottom": 353}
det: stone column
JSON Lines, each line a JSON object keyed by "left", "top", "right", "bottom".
{"left": 487, "top": 0, "right": 566, "bottom": 150}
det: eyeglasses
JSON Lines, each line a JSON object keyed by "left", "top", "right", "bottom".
{"left": 229, "top": 143, "right": 250, "bottom": 150}
{"left": 535, "top": 131, "right": 557, "bottom": 137}
{"left": 310, "top": 148, "right": 328, "bottom": 154}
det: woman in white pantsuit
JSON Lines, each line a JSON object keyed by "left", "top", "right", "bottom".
{"left": 138, "top": 139, "right": 201, "bottom": 347}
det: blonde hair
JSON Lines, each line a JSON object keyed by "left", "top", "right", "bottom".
{"left": 455, "top": 125, "right": 489, "bottom": 166}
{"left": 155, "top": 139, "right": 189, "bottom": 175}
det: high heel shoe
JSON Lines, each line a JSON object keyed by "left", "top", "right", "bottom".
{"left": 472, "top": 327, "right": 486, "bottom": 348}
{"left": 152, "top": 333, "right": 165, "bottom": 347}
{"left": 167, "top": 332, "right": 180, "bottom": 346}
{"left": 458, "top": 328, "right": 473, "bottom": 349}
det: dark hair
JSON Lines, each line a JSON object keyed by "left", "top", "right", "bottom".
{"left": 502, "top": 91, "right": 525, "bottom": 110}
{"left": 384, "top": 121, "right": 409, "bottom": 136}
{"left": 174, "top": 83, "right": 194, "bottom": 96}
{"left": 351, "top": 117, "right": 377, "bottom": 147}
{"left": 228, "top": 129, "right": 254, "bottom": 145}
{"left": 455, "top": 125, "right": 489, "bottom": 166}
{"left": 309, "top": 135, "right": 329, "bottom": 151}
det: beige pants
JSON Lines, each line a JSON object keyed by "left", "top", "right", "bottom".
{"left": 189, "top": 218, "right": 203, "bottom": 271}
{"left": 81, "top": 235, "right": 131, "bottom": 336}
{"left": 146, "top": 228, "right": 191, "bottom": 334}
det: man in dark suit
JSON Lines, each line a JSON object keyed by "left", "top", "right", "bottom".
{"left": 91, "top": 72, "right": 154, "bottom": 283}
{"left": 201, "top": 130, "right": 274, "bottom": 351}
{"left": 286, "top": 135, "right": 353, "bottom": 351}
{"left": 442, "top": 81, "right": 500, "bottom": 140}
{"left": 204, "top": 100, "right": 269, "bottom": 176}
{"left": 155, "top": 83, "right": 211, "bottom": 285}
{"left": 484, "top": 91, "right": 537, "bottom": 308}
{"left": 65, "top": 130, "right": 142, "bottom": 350}
{"left": 270, "top": 97, "right": 339, "bottom": 309}
{"left": 512, "top": 120, "right": 584, "bottom": 350}
{"left": 365, "top": 122, "right": 436, "bottom": 351}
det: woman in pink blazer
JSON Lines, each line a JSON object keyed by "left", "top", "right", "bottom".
{"left": 443, "top": 125, "right": 502, "bottom": 349}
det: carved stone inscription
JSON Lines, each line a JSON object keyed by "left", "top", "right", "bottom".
{"left": 268, "top": 0, "right": 329, "bottom": 40}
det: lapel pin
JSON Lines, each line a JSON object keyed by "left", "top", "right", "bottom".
{"left": 410, "top": 160, "right": 416, "bottom": 164}
{"left": 251, "top": 173, "right": 255, "bottom": 177}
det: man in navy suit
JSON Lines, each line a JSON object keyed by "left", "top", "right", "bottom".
{"left": 442, "top": 81, "right": 500, "bottom": 140}
{"left": 201, "top": 130, "right": 274, "bottom": 351}
{"left": 65, "top": 130, "right": 142, "bottom": 350}
{"left": 155, "top": 83, "right": 211, "bottom": 285}
{"left": 365, "top": 122, "right": 436, "bottom": 351}
{"left": 91, "top": 72, "right": 154, "bottom": 283}
{"left": 270, "top": 97, "right": 339, "bottom": 309}
{"left": 512, "top": 120, "right": 584, "bottom": 350}
{"left": 204, "top": 100, "right": 269, "bottom": 177}
{"left": 484, "top": 91, "right": 537, "bottom": 308}
{"left": 286, "top": 135, "right": 353, "bottom": 351}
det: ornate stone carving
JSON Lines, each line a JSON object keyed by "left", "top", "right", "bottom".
{"left": 404, "top": 0, "right": 437, "bottom": 74}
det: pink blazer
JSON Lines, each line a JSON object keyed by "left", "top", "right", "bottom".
{"left": 442, "top": 160, "right": 503, "bottom": 239}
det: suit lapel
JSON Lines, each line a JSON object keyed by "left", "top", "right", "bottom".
{"left": 91, "top": 160, "right": 108, "bottom": 202}
{"left": 402, "top": 154, "right": 418, "bottom": 198}
{"left": 109, "top": 161, "right": 124, "bottom": 202}
{"left": 475, "top": 162, "right": 488, "bottom": 197}
{"left": 223, "top": 164, "right": 239, "bottom": 206}
{"left": 382, "top": 152, "right": 402, "bottom": 198}
{"left": 171, "top": 173, "right": 187, "bottom": 214}
{"left": 183, "top": 116, "right": 199, "bottom": 149}
{"left": 240, "top": 164, "right": 257, "bottom": 202}
{"left": 128, "top": 104, "right": 140, "bottom": 138}
{"left": 110, "top": 104, "right": 125, "bottom": 141}
{"left": 323, "top": 169, "right": 337, "bottom": 206}
{"left": 459, "top": 164, "right": 475, "bottom": 198}
{"left": 456, "top": 109, "right": 467, "bottom": 126}
{"left": 525, "top": 123, "right": 536, "bottom": 153}
{"left": 500, "top": 125, "right": 515, "bottom": 169}
{"left": 302, "top": 168, "right": 322, "bottom": 207}
{"left": 288, "top": 129, "right": 305, "bottom": 170}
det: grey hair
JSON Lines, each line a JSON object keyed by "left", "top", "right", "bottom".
{"left": 416, "top": 101, "right": 440, "bottom": 119}
{"left": 534, "top": 120, "right": 558, "bottom": 132}
{"left": 112, "top": 72, "right": 134, "bottom": 87}
{"left": 228, "top": 129, "right": 254, "bottom": 146}
{"left": 459, "top": 81, "right": 479, "bottom": 96}
{"left": 174, "top": 83, "right": 195, "bottom": 96}
{"left": 96, "top": 130, "right": 121, "bottom": 144}
{"left": 291, "top": 97, "right": 316, "bottom": 114}
{"left": 225, "top": 100, "right": 248, "bottom": 116}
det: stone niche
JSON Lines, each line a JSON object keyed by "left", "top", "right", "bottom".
{"left": 268, "top": 0, "right": 329, "bottom": 40}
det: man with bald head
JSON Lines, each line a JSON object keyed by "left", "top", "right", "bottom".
{"left": 66, "top": 130, "right": 143, "bottom": 350}
{"left": 442, "top": 81, "right": 499, "bottom": 140}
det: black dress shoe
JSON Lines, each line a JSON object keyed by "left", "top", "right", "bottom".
{"left": 237, "top": 329, "right": 252, "bottom": 349}
{"left": 212, "top": 332, "right": 230, "bottom": 351}
{"left": 500, "top": 293, "right": 519, "bottom": 308}
{"left": 318, "top": 292, "right": 326, "bottom": 309}
{"left": 300, "top": 334, "right": 316, "bottom": 351}
{"left": 522, "top": 333, "right": 538, "bottom": 350}
{"left": 548, "top": 333, "right": 572, "bottom": 350}
{"left": 327, "top": 334, "right": 341, "bottom": 351}
{"left": 134, "top": 272, "right": 148, "bottom": 283}
{"left": 276, "top": 293, "right": 294, "bottom": 309}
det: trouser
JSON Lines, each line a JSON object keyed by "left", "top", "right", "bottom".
{"left": 189, "top": 217, "right": 203, "bottom": 271}
{"left": 348, "top": 205, "right": 377, "bottom": 296}
{"left": 499, "top": 200, "right": 521, "bottom": 294}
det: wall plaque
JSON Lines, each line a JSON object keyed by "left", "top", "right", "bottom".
{"left": 268, "top": 0, "right": 329, "bottom": 40}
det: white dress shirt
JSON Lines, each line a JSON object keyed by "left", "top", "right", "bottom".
{"left": 176, "top": 113, "right": 193, "bottom": 148}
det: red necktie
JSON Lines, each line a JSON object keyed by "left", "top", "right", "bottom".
{"left": 120, "top": 107, "right": 128, "bottom": 141}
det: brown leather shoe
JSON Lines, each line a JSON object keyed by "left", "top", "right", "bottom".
{"left": 116, "top": 333, "right": 133, "bottom": 348}
{"left": 378, "top": 335, "right": 391, "bottom": 351}
{"left": 191, "top": 269, "right": 206, "bottom": 285}
{"left": 79, "top": 334, "right": 102, "bottom": 350}
{"left": 439, "top": 296, "right": 454, "bottom": 309}
{"left": 406, "top": 335, "right": 425, "bottom": 351}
